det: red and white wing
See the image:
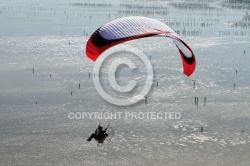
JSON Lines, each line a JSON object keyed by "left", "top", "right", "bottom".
{"left": 86, "top": 16, "right": 196, "bottom": 76}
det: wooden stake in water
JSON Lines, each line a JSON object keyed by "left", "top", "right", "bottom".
{"left": 196, "top": 97, "right": 199, "bottom": 107}
{"left": 79, "top": 84, "right": 81, "bottom": 89}
{"left": 71, "top": 92, "right": 73, "bottom": 96}
{"left": 32, "top": 68, "right": 34, "bottom": 74}
{"left": 204, "top": 96, "right": 206, "bottom": 106}
{"left": 145, "top": 96, "right": 148, "bottom": 104}
{"left": 89, "top": 73, "right": 90, "bottom": 78}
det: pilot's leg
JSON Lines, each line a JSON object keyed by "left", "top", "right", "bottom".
{"left": 87, "top": 133, "right": 95, "bottom": 141}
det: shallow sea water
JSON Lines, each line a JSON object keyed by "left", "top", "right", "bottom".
{"left": 0, "top": 0, "right": 250, "bottom": 165}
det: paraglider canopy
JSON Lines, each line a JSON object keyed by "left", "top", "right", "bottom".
{"left": 86, "top": 16, "right": 196, "bottom": 76}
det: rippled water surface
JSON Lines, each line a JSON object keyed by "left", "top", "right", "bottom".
{"left": 1, "top": 0, "right": 250, "bottom": 165}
